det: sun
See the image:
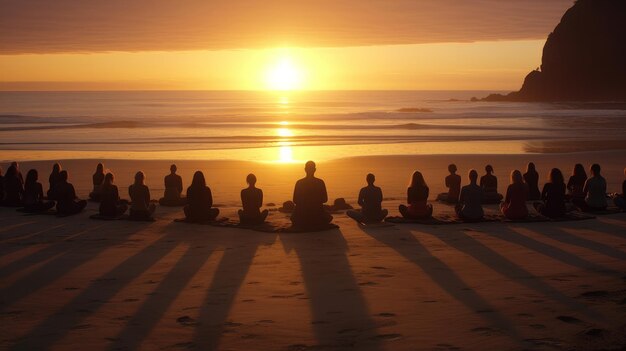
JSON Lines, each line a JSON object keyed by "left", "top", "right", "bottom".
{"left": 265, "top": 57, "right": 303, "bottom": 91}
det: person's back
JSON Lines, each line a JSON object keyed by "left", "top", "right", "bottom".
{"left": 584, "top": 175, "right": 607, "bottom": 209}
{"left": 164, "top": 173, "right": 183, "bottom": 197}
{"left": 129, "top": 183, "right": 151, "bottom": 211}
{"left": 446, "top": 173, "right": 461, "bottom": 202}
{"left": 359, "top": 185, "right": 383, "bottom": 217}
{"left": 241, "top": 187, "right": 262, "bottom": 214}
{"left": 292, "top": 161, "right": 332, "bottom": 227}
{"left": 501, "top": 170, "right": 528, "bottom": 220}
{"left": 90, "top": 163, "right": 105, "bottom": 201}
{"left": 100, "top": 182, "right": 123, "bottom": 216}
{"left": 399, "top": 171, "right": 433, "bottom": 219}
{"left": 458, "top": 183, "right": 484, "bottom": 219}
{"left": 55, "top": 171, "right": 87, "bottom": 215}
{"left": 23, "top": 181, "right": 44, "bottom": 206}
{"left": 239, "top": 174, "right": 268, "bottom": 224}
{"left": 523, "top": 164, "right": 541, "bottom": 201}
{"left": 480, "top": 174, "right": 497, "bottom": 193}
{"left": 541, "top": 182, "right": 566, "bottom": 217}
{"left": 294, "top": 177, "right": 327, "bottom": 212}
{"left": 184, "top": 171, "right": 219, "bottom": 222}
{"left": 3, "top": 167, "right": 23, "bottom": 206}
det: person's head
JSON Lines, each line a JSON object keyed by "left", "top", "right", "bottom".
{"left": 549, "top": 168, "right": 564, "bottom": 184}
{"left": 468, "top": 169, "right": 478, "bottom": 184}
{"left": 573, "top": 163, "right": 586, "bottom": 179}
{"left": 11, "top": 161, "right": 18, "bottom": 170}
{"left": 366, "top": 173, "right": 375, "bottom": 185}
{"left": 485, "top": 165, "right": 494, "bottom": 174}
{"left": 170, "top": 164, "right": 177, "bottom": 174}
{"left": 52, "top": 163, "right": 61, "bottom": 173}
{"left": 191, "top": 171, "right": 206, "bottom": 188}
{"left": 134, "top": 171, "right": 145, "bottom": 185}
{"left": 304, "top": 161, "right": 316, "bottom": 176}
{"left": 60, "top": 170, "right": 68, "bottom": 182}
{"left": 590, "top": 163, "right": 601, "bottom": 176}
{"left": 409, "top": 171, "right": 427, "bottom": 188}
{"left": 96, "top": 163, "right": 104, "bottom": 173}
{"left": 511, "top": 170, "right": 523, "bottom": 184}
{"left": 246, "top": 173, "right": 257, "bottom": 186}
{"left": 527, "top": 162, "right": 536, "bottom": 173}
{"left": 104, "top": 172, "right": 114, "bottom": 185}
{"left": 448, "top": 164, "right": 457, "bottom": 174}
{"left": 6, "top": 165, "right": 17, "bottom": 178}
{"left": 25, "top": 169, "right": 38, "bottom": 185}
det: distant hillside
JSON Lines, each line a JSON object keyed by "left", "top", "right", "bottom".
{"left": 483, "top": 0, "right": 626, "bottom": 102}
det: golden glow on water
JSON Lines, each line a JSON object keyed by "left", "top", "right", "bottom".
{"left": 276, "top": 127, "right": 293, "bottom": 137}
{"left": 278, "top": 145, "right": 294, "bottom": 163}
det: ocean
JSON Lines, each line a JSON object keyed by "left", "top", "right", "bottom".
{"left": 1, "top": 90, "right": 625, "bottom": 163}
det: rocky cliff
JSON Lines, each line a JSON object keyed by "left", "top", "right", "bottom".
{"left": 484, "top": 0, "right": 626, "bottom": 102}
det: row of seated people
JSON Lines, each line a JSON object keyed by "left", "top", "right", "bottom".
{"left": 2, "top": 161, "right": 625, "bottom": 226}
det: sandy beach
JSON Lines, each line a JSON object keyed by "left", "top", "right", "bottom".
{"left": 1, "top": 152, "right": 625, "bottom": 350}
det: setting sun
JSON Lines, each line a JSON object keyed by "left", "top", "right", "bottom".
{"left": 265, "top": 57, "right": 303, "bottom": 90}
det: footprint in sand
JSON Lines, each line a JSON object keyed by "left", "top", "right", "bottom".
{"left": 64, "top": 287, "right": 80, "bottom": 290}
{"left": 435, "top": 344, "right": 461, "bottom": 351}
{"left": 71, "top": 324, "right": 92, "bottom": 330}
{"left": 378, "top": 312, "right": 396, "bottom": 317}
{"left": 370, "top": 266, "right": 387, "bottom": 270}
{"left": 176, "top": 316, "right": 197, "bottom": 326}
{"left": 242, "top": 299, "right": 255, "bottom": 302}
{"left": 311, "top": 320, "right": 329, "bottom": 325}
{"left": 525, "top": 338, "right": 563, "bottom": 348}
{"left": 374, "top": 333, "right": 402, "bottom": 341}
{"left": 123, "top": 298, "right": 139, "bottom": 302}
{"left": 358, "top": 281, "right": 378, "bottom": 286}
{"left": 257, "top": 320, "right": 275, "bottom": 324}
{"left": 580, "top": 290, "right": 609, "bottom": 298}
{"left": 557, "top": 315, "right": 583, "bottom": 324}
{"left": 580, "top": 328, "right": 605, "bottom": 337}
{"left": 470, "top": 327, "right": 502, "bottom": 336}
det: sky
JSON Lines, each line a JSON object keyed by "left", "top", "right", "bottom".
{"left": 0, "top": 0, "right": 574, "bottom": 91}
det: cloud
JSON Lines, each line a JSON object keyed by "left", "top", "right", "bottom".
{"left": 0, "top": 0, "right": 573, "bottom": 54}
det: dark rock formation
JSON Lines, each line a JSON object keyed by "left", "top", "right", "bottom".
{"left": 484, "top": 0, "right": 626, "bottom": 102}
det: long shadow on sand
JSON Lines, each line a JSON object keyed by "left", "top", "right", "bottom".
{"left": 0, "top": 218, "right": 128, "bottom": 311}
{"left": 8, "top": 221, "right": 176, "bottom": 350}
{"left": 278, "top": 229, "right": 382, "bottom": 350}
{"left": 482, "top": 225, "right": 621, "bottom": 276}
{"left": 191, "top": 231, "right": 277, "bottom": 350}
{"left": 416, "top": 226, "right": 604, "bottom": 322}
{"left": 360, "top": 225, "right": 522, "bottom": 342}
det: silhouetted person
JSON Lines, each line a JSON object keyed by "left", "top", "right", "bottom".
{"left": 581, "top": 163, "right": 607, "bottom": 212}
{"left": 22, "top": 169, "right": 55, "bottom": 213}
{"left": 47, "top": 163, "right": 63, "bottom": 200}
{"left": 129, "top": 171, "right": 156, "bottom": 220}
{"left": 11, "top": 161, "right": 24, "bottom": 186}
{"left": 567, "top": 163, "right": 587, "bottom": 208}
{"left": 436, "top": 164, "right": 461, "bottom": 203}
{"left": 2, "top": 165, "right": 24, "bottom": 207}
{"left": 399, "top": 171, "right": 433, "bottom": 219}
{"left": 523, "top": 162, "right": 541, "bottom": 201}
{"left": 455, "top": 169, "right": 483, "bottom": 220}
{"left": 291, "top": 161, "right": 333, "bottom": 228}
{"left": 89, "top": 163, "right": 105, "bottom": 201}
{"left": 99, "top": 173, "right": 128, "bottom": 217}
{"left": 159, "top": 164, "right": 186, "bottom": 206}
{"left": 184, "top": 171, "right": 219, "bottom": 222}
{"left": 238, "top": 173, "right": 268, "bottom": 225}
{"left": 54, "top": 170, "right": 87, "bottom": 215}
{"left": 501, "top": 170, "right": 529, "bottom": 220}
{"left": 347, "top": 173, "right": 388, "bottom": 223}
{"left": 534, "top": 168, "right": 566, "bottom": 218}
{"left": 480, "top": 164, "right": 503, "bottom": 203}
{"left": 613, "top": 168, "right": 626, "bottom": 210}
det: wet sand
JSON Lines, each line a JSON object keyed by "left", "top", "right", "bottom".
{"left": 1, "top": 152, "right": 625, "bottom": 350}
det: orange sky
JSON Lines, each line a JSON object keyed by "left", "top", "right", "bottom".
{"left": 0, "top": 0, "right": 573, "bottom": 91}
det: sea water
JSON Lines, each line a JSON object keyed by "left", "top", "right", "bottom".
{"left": 1, "top": 90, "right": 625, "bottom": 162}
